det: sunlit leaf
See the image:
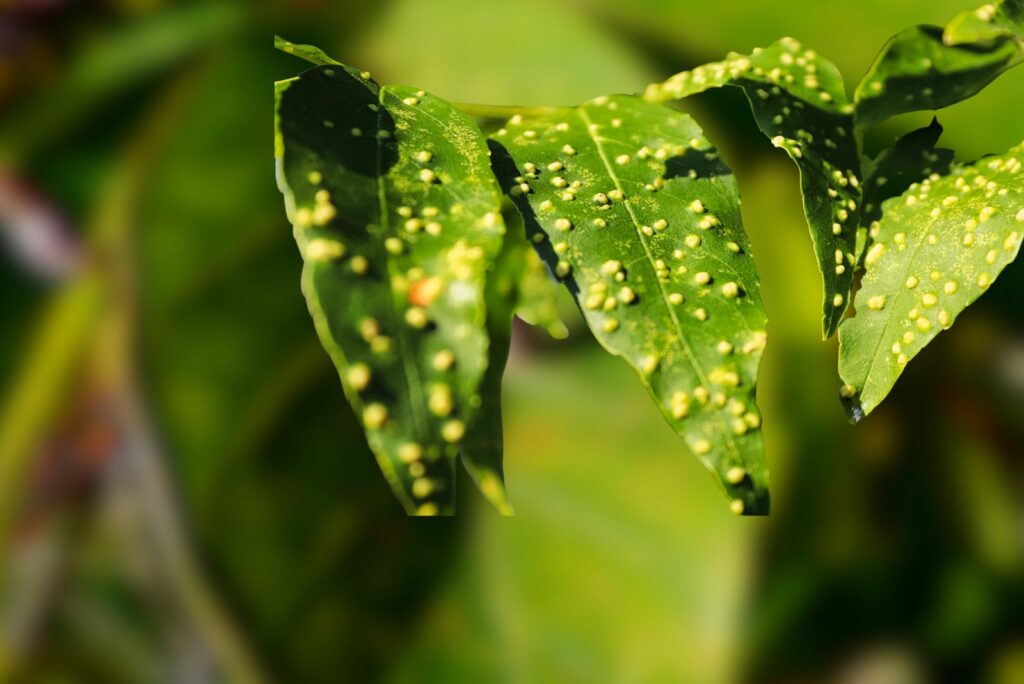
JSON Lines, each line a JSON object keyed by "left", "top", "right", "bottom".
{"left": 490, "top": 95, "right": 769, "bottom": 514}
{"left": 857, "top": 118, "right": 955, "bottom": 261}
{"left": 854, "top": 8, "right": 1023, "bottom": 128}
{"left": 274, "top": 40, "right": 507, "bottom": 515}
{"left": 944, "top": 0, "right": 1024, "bottom": 45}
{"left": 645, "top": 38, "right": 861, "bottom": 337}
{"left": 273, "top": 35, "right": 340, "bottom": 67}
{"left": 838, "top": 140, "right": 1024, "bottom": 420}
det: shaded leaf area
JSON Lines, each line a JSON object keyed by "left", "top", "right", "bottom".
{"left": 945, "top": 0, "right": 1024, "bottom": 45}
{"left": 854, "top": 10, "right": 1023, "bottom": 129}
{"left": 857, "top": 118, "right": 956, "bottom": 261}
{"left": 275, "top": 44, "right": 507, "bottom": 515}
{"left": 644, "top": 38, "right": 862, "bottom": 338}
{"left": 839, "top": 140, "right": 1024, "bottom": 420}
{"left": 490, "top": 95, "right": 769, "bottom": 514}
{"left": 513, "top": 244, "right": 570, "bottom": 340}
{"left": 139, "top": 48, "right": 462, "bottom": 682}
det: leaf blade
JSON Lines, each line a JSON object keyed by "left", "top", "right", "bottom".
{"left": 644, "top": 38, "right": 862, "bottom": 337}
{"left": 857, "top": 118, "right": 955, "bottom": 262}
{"left": 491, "top": 95, "right": 770, "bottom": 514}
{"left": 275, "top": 58, "right": 507, "bottom": 515}
{"left": 838, "top": 140, "right": 1024, "bottom": 419}
{"left": 854, "top": 6, "right": 1023, "bottom": 129}
{"left": 944, "top": 0, "right": 1024, "bottom": 45}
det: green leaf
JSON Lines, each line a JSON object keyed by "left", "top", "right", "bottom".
{"left": 857, "top": 118, "right": 955, "bottom": 261}
{"left": 644, "top": 38, "right": 862, "bottom": 338}
{"left": 513, "top": 247, "right": 570, "bottom": 339}
{"left": 838, "top": 140, "right": 1024, "bottom": 420}
{"left": 458, "top": 228, "right": 521, "bottom": 517}
{"left": 273, "top": 36, "right": 341, "bottom": 67}
{"left": 490, "top": 94, "right": 770, "bottom": 515}
{"left": 945, "top": 1, "right": 1024, "bottom": 45}
{"left": 274, "top": 46, "right": 507, "bottom": 515}
{"left": 498, "top": 206, "right": 570, "bottom": 339}
{"left": 854, "top": 14, "right": 1023, "bottom": 129}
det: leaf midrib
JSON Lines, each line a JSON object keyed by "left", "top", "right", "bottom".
{"left": 576, "top": 105, "right": 741, "bottom": 463}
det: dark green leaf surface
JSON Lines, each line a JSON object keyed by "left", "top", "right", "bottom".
{"left": 854, "top": 16, "right": 1023, "bottom": 128}
{"left": 645, "top": 38, "right": 861, "bottom": 337}
{"left": 275, "top": 42, "right": 507, "bottom": 515}
{"left": 858, "top": 118, "right": 955, "bottom": 261}
{"left": 838, "top": 140, "right": 1024, "bottom": 420}
{"left": 491, "top": 95, "right": 769, "bottom": 514}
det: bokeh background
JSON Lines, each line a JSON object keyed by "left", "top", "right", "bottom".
{"left": 2, "top": 1, "right": 1024, "bottom": 682}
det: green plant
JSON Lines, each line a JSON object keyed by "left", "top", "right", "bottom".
{"left": 273, "top": 0, "right": 1024, "bottom": 516}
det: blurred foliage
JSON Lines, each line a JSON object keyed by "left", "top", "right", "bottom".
{"left": 1, "top": 0, "right": 1023, "bottom": 682}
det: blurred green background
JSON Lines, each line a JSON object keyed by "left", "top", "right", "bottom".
{"left": 2, "top": 1, "right": 1023, "bottom": 682}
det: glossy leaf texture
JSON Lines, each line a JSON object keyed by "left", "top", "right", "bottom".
{"left": 644, "top": 38, "right": 861, "bottom": 338}
{"left": 945, "top": 0, "right": 1024, "bottom": 45}
{"left": 854, "top": 4, "right": 1023, "bottom": 128}
{"left": 274, "top": 41, "right": 509, "bottom": 515}
{"left": 838, "top": 140, "right": 1024, "bottom": 420}
{"left": 490, "top": 95, "right": 770, "bottom": 515}
{"left": 857, "top": 118, "right": 955, "bottom": 261}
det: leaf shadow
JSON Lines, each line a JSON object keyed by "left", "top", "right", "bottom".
{"left": 664, "top": 147, "right": 732, "bottom": 180}
{"left": 278, "top": 65, "right": 398, "bottom": 177}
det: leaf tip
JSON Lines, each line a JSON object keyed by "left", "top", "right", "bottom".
{"left": 734, "top": 487, "right": 771, "bottom": 516}
{"left": 839, "top": 382, "right": 867, "bottom": 424}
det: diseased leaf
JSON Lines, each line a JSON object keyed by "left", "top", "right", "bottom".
{"left": 838, "top": 140, "right": 1024, "bottom": 420}
{"left": 854, "top": 11, "right": 1023, "bottom": 129}
{"left": 458, "top": 225, "right": 524, "bottom": 517}
{"left": 645, "top": 38, "right": 861, "bottom": 338}
{"left": 274, "top": 41, "right": 507, "bottom": 515}
{"left": 490, "top": 95, "right": 770, "bottom": 515}
{"left": 857, "top": 118, "right": 955, "bottom": 261}
{"left": 273, "top": 35, "right": 340, "bottom": 66}
{"left": 945, "top": 0, "right": 1024, "bottom": 45}
{"left": 500, "top": 207, "right": 570, "bottom": 339}
{"left": 514, "top": 247, "right": 570, "bottom": 339}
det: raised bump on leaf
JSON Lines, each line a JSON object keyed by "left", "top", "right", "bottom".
{"left": 839, "top": 140, "right": 1024, "bottom": 420}
{"left": 644, "top": 37, "right": 861, "bottom": 338}
{"left": 490, "top": 94, "right": 770, "bottom": 515}
{"left": 274, "top": 44, "right": 510, "bottom": 515}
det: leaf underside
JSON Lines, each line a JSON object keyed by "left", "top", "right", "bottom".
{"left": 839, "top": 140, "right": 1024, "bottom": 420}
{"left": 854, "top": 14, "right": 1023, "bottom": 129}
{"left": 490, "top": 94, "right": 770, "bottom": 515}
{"left": 274, "top": 40, "right": 510, "bottom": 515}
{"left": 645, "top": 38, "right": 862, "bottom": 338}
